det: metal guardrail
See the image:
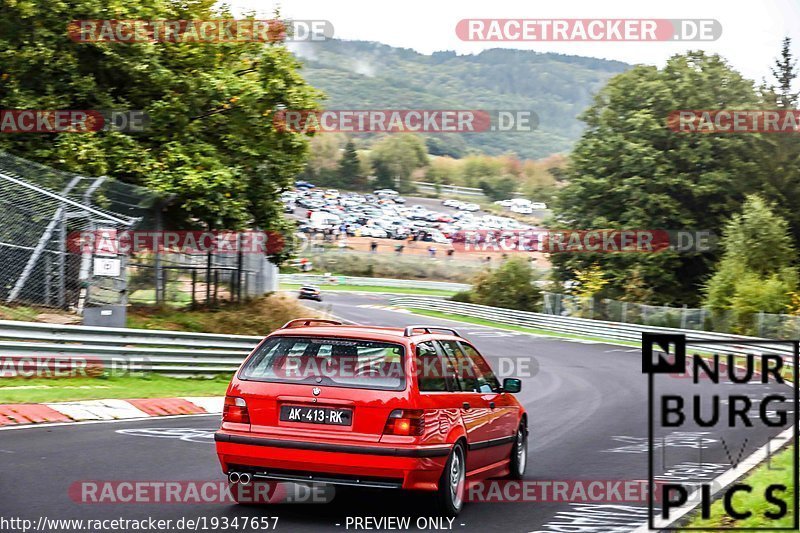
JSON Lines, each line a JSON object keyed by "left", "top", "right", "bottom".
{"left": 0, "top": 320, "right": 262, "bottom": 375}
{"left": 388, "top": 297, "right": 797, "bottom": 362}
{"left": 411, "top": 181, "right": 487, "bottom": 198}
{"left": 2, "top": 296, "right": 794, "bottom": 377}
{"left": 279, "top": 274, "right": 468, "bottom": 292}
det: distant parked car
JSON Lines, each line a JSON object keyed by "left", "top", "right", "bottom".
{"left": 295, "top": 180, "right": 315, "bottom": 189}
{"left": 297, "top": 285, "right": 322, "bottom": 301}
{"left": 364, "top": 227, "right": 389, "bottom": 239}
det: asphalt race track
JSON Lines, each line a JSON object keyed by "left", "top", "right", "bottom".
{"left": 0, "top": 292, "right": 793, "bottom": 532}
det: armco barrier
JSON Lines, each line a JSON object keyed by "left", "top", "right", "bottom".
{"left": 0, "top": 320, "right": 262, "bottom": 375}
{"left": 388, "top": 297, "right": 796, "bottom": 362}
{"left": 279, "top": 274, "right": 469, "bottom": 292}
{"left": 1, "top": 298, "right": 794, "bottom": 377}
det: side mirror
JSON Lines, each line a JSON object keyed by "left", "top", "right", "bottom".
{"left": 502, "top": 378, "right": 522, "bottom": 393}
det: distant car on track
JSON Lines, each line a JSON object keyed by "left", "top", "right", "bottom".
{"left": 297, "top": 286, "right": 322, "bottom": 301}
{"left": 215, "top": 320, "right": 527, "bottom": 516}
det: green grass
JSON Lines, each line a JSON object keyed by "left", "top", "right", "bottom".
{"left": 129, "top": 287, "right": 193, "bottom": 306}
{"left": 0, "top": 374, "right": 232, "bottom": 403}
{"left": 126, "top": 294, "right": 315, "bottom": 335}
{"left": 126, "top": 308, "right": 209, "bottom": 332}
{"left": 280, "top": 283, "right": 457, "bottom": 297}
{"left": 0, "top": 304, "right": 46, "bottom": 321}
{"left": 686, "top": 446, "right": 795, "bottom": 529}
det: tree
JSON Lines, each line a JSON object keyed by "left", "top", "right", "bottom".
{"left": 0, "top": 0, "right": 321, "bottom": 263}
{"left": 336, "top": 139, "right": 367, "bottom": 189}
{"left": 370, "top": 135, "right": 428, "bottom": 191}
{"left": 572, "top": 264, "right": 608, "bottom": 300}
{"left": 468, "top": 257, "right": 542, "bottom": 311}
{"left": 479, "top": 177, "right": 517, "bottom": 201}
{"left": 521, "top": 156, "right": 561, "bottom": 199}
{"left": 552, "top": 52, "right": 763, "bottom": 305}
{"left": 770, "top": 37, "right": 798, "bottom": 109}
{"left": 460, "top": 155, "right": 504, "bottom": 188}
{"left": 620, "top": 266, "right": 654, "bottom": 303}
{"left": 754, "top": 38, "right": 800, "bottom": 248}
{"left": 425, "top": 135, "right": 467, "bottom": 158}
{"left": 703, "top": 195, "right": 797, "bottom": 316}
{"left": 425, "top": 156, "right": 460, "bottom": 186}
{"left": 299, "top": 134, "right": 345, "bottom": 186}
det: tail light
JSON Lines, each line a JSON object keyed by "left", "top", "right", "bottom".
{"left": 223, "top": 396, "right": 250, "bottom": 424}
{"left": 383, "top": 409, "right": 425, "bottom": 436}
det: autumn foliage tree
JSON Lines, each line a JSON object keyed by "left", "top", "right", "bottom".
{"left": 552, "top": 52, "right": 766, "bottom": 305}
{"left": 0, "top": 0, "right": 322, "bottom": 261}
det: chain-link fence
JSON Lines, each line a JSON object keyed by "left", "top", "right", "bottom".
{"left": 0, "top": 151, "right": 279, "bottom": 320}
{"left": 127, "top": 249, "right": 278, "bottom": 308}
{"left": 0, "top": 152, "right": 141, "bottom": 316}
{"left": 541, "top": 292, "right": 800, "bottom": 339}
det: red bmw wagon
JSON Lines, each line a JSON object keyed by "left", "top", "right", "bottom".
{"left": 215, "top": 319, "right": 527, "bottom": 516}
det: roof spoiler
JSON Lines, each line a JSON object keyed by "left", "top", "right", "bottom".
{"left": 403, "top": 325, "right": 461, "bottom": 337}
{"left": 280, "top": 318, "right": 344, "bottom": 329}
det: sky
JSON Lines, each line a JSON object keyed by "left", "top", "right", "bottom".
{"left": 227, "top": 0, "right": 800, "bottom": 83}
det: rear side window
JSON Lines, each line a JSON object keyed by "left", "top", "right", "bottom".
{"left": 239, "top": 336, "right": 405, "bottom": 391}
{"left": 415, "top": 341, "right": 457, "bottom": 392}
{"left": 459, "top": 342, "right": 501, "bottom": 393}
{"left": 438, "top": 340, "right": 480, "bottom": 392}
{"left": 438, "top": 340, "right": 499, "bottom": 393}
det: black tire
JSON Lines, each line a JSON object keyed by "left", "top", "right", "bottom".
{"left": 436, "top": 442, "right": 466, "bottom": 517}
{"left": 508, "top": 423, "right": 528, "bottom": 480}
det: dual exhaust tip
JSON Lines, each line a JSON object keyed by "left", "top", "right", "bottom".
{"left": 228, "top": 471, "right": 252, "bottom": 485}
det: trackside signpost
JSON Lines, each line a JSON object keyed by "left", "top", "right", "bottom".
{"left": 643, "top": 333, "right": 799, "bottom": 530}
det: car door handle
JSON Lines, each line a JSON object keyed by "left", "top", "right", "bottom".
{"left": 489, "top": 402, "right": 496, "bottom": 409}
{"left": 462, "top": 402, "right": 471, "bottom": 410}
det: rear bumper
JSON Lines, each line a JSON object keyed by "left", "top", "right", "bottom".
{"left": 215, "top": 431, "right": 451, "bottom": 491}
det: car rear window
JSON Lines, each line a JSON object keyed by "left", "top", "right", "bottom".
{"left": 239, "top": 336, "right": 406, "bottom": 391}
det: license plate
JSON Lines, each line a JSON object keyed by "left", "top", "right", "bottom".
{"left": 280, "top": 405, "right": 352, "bottom": 426}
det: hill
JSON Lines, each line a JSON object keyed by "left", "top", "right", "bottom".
{"left": 290, "top": 40, "right": 630, "bottom": 159}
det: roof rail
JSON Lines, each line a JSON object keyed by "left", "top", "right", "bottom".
{"left": 403, "top": 325, "right": 461, "bottom": 337}
{"left": 280, "top": 318, "right": 344, "bottom": 329}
